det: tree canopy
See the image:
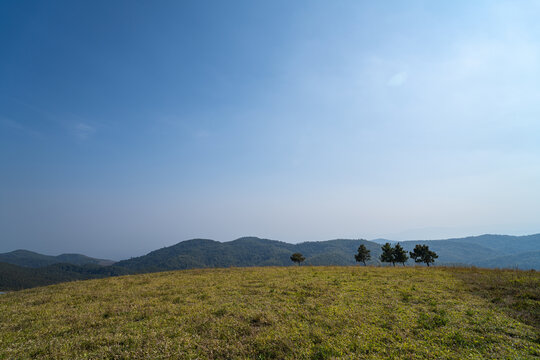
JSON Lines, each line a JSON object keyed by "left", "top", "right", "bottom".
{"left": 380, "top": 243, "right": 395, "bottom": 266}
{"left": 409, "top": 245, "right": 438, "bottom": 267}
{"left": 290, "top": 253, "right": 305, "bottom": 265}
{"left": 393, "top": 243, "right": 408, "bottom": 266}
{"left": 379, "top": 243, "right": 408, "bottom": 266}
{"left": 354, "top": 244, "right": 371, "bottom": 266}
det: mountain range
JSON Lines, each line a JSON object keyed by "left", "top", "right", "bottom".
{"left": 0, "top": 249, "right": 115, "bottom": 268}
{"left": 1, "top": 234, "right": 538, "bottom": 291}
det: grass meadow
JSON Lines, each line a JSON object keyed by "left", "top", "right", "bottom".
{"left": 0, "top": 266, "right": 538, "bottom": 359}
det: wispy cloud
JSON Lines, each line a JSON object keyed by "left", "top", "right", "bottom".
{"left": 387, "top": 71, "right": 408, "bottom": 87}
{"left": 0, "top": 117, "right": 25, "bottom": 131}
{"left": 0, "top": 116, "right": 43, "bottom": 138}
{"left": 73, "top": 122, "right": 96, "bottom": 140}
{"left": 2, "top": 99, "right": 99, "bottom": 141}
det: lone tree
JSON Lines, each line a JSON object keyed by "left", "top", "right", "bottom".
{"left": 409, "top": 244, "right": 438, "bottom": 267}
{"left": 355, "top": 244, "right": 371, "bottom": 266}
{"left": 290, "top": 252, "right": 305, "bottom": 265}
{"left": 393, "top": 243, "right": 408, "bottom": 266}
{"left": 380, "top": 243, "right": 396, "bottom": 266}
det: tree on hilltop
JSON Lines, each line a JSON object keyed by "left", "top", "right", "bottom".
{"left": 355, "top": 244, "right": 371, "bottom": 266}
{"left": 380, "top": 243, "right": 408, "bottom": 266}
{"left": 409, "top": 245, "right": 438, "bottom": 267}
{"left": 380, "top": 243, "right": 396, "bottom": 266}
{"left": 393, "top": 243, "right": 408, "bottom": 266}
{"left": 290, "top": 253, "right": 305, "bottom": 265}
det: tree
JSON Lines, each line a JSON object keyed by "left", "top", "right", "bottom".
{"left": 393, "top": 243, "right": 408, "bottom": 266}
{"left": 290, "top": 252, "right": 305, "bottom": 265}
{"left": 380, "top": 243, "right": 395, "bottom": 266}
{"left": 409, "top": 245, "right": 438, "bottom": 267}
{"left": 354, "top": 244, "right": 371, "bottom": 266}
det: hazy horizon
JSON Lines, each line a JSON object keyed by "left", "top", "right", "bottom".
{"left": 2, "top": 1, "right": 540, "bottom": 260}
{"left": 2, "top": 231, "right": 539, "bottom": 261}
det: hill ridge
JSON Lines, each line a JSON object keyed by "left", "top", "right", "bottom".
{"left": 1, "top": 233, "right": 539, "bottom": 291}
{"left": 0, "top": 249, "right": 115, "bottom": 268}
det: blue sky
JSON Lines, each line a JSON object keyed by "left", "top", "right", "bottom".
{"left": 1, "top": 1, "right": 540, "bottom": 259}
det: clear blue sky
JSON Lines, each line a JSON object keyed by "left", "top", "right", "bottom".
{"left": 1, "top": 1, "right": 539, "bottom": 259}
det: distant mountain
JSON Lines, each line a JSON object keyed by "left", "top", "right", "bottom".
{"left": 1, "top": 234, "right": 538, "bottom": 291}
{"left": 295, "top": 239, "right": 380, "bottom": 265}
{"left": 0, "top": 262, "right": 131, "bottom": 291}
{"left": 399, "top": 234, "right": 540, "bottom": 268}
{"left": 475, "top": 251, "right": 540, "bottom": 270}
{"left": 0, "top": 250, "right": 115, "bottom": 268}
{"left": 446, "top": 234, "right": 540, "bottom": 254}
{"left": 370, "top": 239, "right": 398, "bottom": 245}
{"left": 114, "top": 237, "right": 381, "bottom": 272}
{"left": 116, "top": 234, "right": 539, "bottom": 273}
{"left": 398, "top": 240, "right": 500, "bottom": 265}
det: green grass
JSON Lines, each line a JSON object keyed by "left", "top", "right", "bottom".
{"left": 0, "top": 266, "right": 538, "bottom": 359}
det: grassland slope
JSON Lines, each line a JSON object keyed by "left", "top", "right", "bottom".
{"left": 0, "top": 266, "right": 538, "bottom": 359}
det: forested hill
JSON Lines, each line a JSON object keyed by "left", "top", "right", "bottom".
{"left": 0, "top": 262, "right": 131, "bottom": 291}
{"left": 0, "top": 250, "right": 115, "bottom": 268}
{"left": 1, "top": 234, "right": 539, "bottom": 291}
{"left": 114, "top": 234, "right": 540, "bottom": 272}
{"left": 398, "top": 234, "right": 540, "bottom": 269}
{"left": 113, "top": 237, "right": 380, "bottom": 272}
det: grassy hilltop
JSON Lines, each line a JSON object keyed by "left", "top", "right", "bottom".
{"left": 0, "top": 267, "right": 538, "bottom": 359}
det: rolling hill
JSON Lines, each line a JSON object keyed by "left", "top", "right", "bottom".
{"left": 0, "top": 262, "right": 131, "bottom": 291}
{"left": 113, "top": 237, "right": 381, "bottom": 272}
{"left": 0, "top": 249, "right": 115, "bottom": 268}
{"left": 0, "top": 266, "right": 538, "bottom": 359}
{"left": 446, "top": 233, "right": 540, "bottom": 254}
{"left": 116, "top": 234, "right": 539, "bottom": 273}
{"left": 400, "top": 234, "right": 540, "bottom": 268}
{"left": 1, "top": 234, "right": 538, "bottom": 291}
{"left": 476, "top": 250, "right": 540, "bottom": 270}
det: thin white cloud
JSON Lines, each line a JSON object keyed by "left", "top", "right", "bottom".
{"left": 73, "top": 122, "right": 96, "bottom": 140}
{"left": 0, "top": 117, "right": 25, "bottom": 131}
{"left": 0, "top": 116, "right": 43, "bottom": 138}
{"left": 387, "top": 71, "right": 408, "bottom": 87}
